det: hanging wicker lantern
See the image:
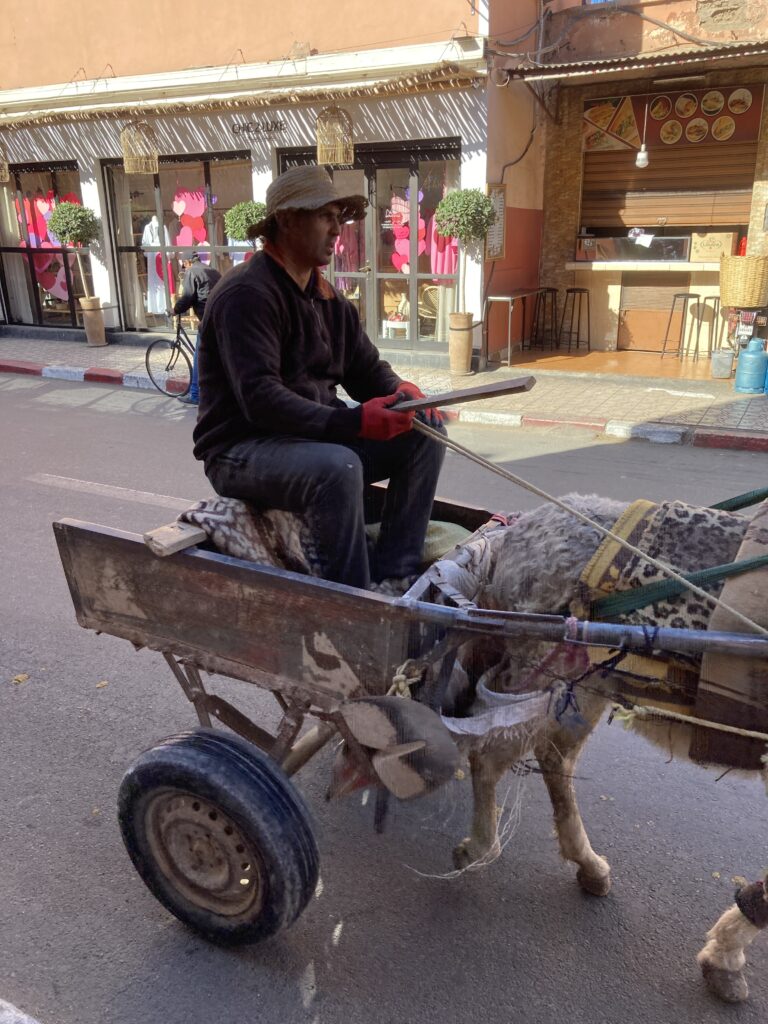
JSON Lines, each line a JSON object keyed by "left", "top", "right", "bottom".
{"left": 0, "top": 135, "right": 10, "bottom": 184}
{"left": 120, "top": 119, "right": 160, "bottom": 175}
{"left": 316, "top": 105, "right": 354, "bottom": 166}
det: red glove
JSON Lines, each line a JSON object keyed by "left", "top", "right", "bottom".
{"left": 397, "top": 380, "right": 444, "bottom": 429}
{"left": 359, "top": 393, "right": 415, "bottom": 441}
{"left": 397, "top": 380, "right": 426, "bottom": 401}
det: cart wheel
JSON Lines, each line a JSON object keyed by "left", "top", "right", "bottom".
{"left": 118, "top": 728, "right": 319, "bottom": 944}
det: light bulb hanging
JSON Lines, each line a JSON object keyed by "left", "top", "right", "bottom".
{"left": 635, "top": 99, "right": 650, "bottom": 169}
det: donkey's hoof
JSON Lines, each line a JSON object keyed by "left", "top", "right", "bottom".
{"left": 452, "top": 837, "right": 501, "bottom": 871}
{"left": 701, "top": 963, "right": 749, "bottom": 1003}
{"left": 577, "top": 866, "right": 612, "bottom": 896}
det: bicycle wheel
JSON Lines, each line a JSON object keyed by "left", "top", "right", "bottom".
{"left": 145, "top": 339, "right": 192, "bottom": 397}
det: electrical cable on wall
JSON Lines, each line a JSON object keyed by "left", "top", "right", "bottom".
{"left": 491, "top": 3, "right": 728, "bottom": 66}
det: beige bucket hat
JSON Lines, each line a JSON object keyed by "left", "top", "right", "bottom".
{"left": 248, "top": 165, "right": 368, "bottom": 239}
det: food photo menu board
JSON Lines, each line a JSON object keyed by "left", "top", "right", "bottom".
{"left": 583, "top": 85, "right": 764, "bottom": 151}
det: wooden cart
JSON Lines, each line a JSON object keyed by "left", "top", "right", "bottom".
{"left": 53, "top": 496, "right": 768, "bottom": 945}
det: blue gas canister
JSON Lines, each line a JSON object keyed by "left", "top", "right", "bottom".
{"left": 734, "top": 337, "right": 768, "bottom": 394}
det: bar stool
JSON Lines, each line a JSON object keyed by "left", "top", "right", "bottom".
{"left": 702, "top": 295, "right": 723, "bottom": 354}
{"left": 529, "top": 287, "right": 558, "bottom": 349}
{"left": 660, "top": 293, "right": 701, "bottom": 359}
{"left": 558, "top": 288, "right": 590, "bottom": 351}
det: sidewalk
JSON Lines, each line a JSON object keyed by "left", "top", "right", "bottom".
{"left": 2, "top": 331, "right": 768, "bottom": 451}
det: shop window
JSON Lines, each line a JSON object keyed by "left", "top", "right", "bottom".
{"left": 0, "top": 163, "right": 87, "bottom": 328}
{"left": 105, "top": 154, "right": 252, "bottom": 330}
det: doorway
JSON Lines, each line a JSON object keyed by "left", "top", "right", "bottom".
{"left": 278, "top": 140, "right": 460, "bottom": 351}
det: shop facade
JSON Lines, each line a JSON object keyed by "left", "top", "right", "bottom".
{"left": 498, "top": 46, "right": 768, "bottom": 376}
{"left": 0, "top": 40, "right": 488, "bottom": 358}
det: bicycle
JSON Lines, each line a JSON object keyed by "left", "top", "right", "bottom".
{"left": 145, "top": 316, "right": 195, "bottom": 398}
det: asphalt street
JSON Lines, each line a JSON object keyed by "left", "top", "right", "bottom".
{"left": 2, "top": 372, "right": 768, "bottom": 1024}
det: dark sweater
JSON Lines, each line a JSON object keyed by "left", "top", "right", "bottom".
{"left": 192, "top": 252, "right": 401, "bottom": 467}
{"left": 173, "top": 261, "right": 222, "bottom": 320}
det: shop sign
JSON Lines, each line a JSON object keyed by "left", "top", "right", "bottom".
{"left": 582, "top": 85, "right": 764, "bottom": 152}
{"left": 484, "top": 183, "right": 506, "bottom": 261}
{"left": 231, "top": 118, "right": 287, "bottom": 136}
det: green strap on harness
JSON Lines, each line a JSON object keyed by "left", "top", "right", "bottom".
{"left": 710, "top": 486, "right": 768, "bottom": 512}
{"left": 590, "top": 552, "right": 768, "bottom": 620}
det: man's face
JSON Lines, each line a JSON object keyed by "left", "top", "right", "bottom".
{"left": 280, "top": 203, "right": 344, "bottom": 267}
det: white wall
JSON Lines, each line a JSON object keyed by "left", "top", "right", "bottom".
{"left": 6, "top": 87, "right": 488, "bottom": 330}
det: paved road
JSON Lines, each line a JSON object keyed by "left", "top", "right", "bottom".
{"left": 2, "top": 373, "right": 767, "bottom": 1024}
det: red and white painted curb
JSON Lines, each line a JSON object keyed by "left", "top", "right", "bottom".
{"left": 0, "top": 358, "right": 185, "bottom": 393}
{"left": 3, "top": 358, "right": 767, "bottom": 452}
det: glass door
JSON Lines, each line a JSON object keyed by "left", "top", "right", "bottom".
{"left": 280, "top": 140, "right": 461, "bottom": 351}
{"left": 372, "top": 164, "right": 412, "bottom": 348}
{"left": 328, "top": 167, "right": 371, "bottom": 327}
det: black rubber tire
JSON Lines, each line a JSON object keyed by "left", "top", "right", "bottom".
{"left": 145, "top": 339, "right": 192, "bottom": 397}
{"left": 118, "top": 729, "right": 319, "bottom": 944}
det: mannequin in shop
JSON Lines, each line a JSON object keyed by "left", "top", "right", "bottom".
{"left": 141, "top": 215, "right": 171, "bottom": 314}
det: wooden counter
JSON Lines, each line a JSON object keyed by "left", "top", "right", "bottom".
{"left": 566, "top": 263, "right": 721, "bottom": 352}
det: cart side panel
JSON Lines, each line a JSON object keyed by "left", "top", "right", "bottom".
{"left": 53, "top": 519, "right": 417, "bottom": 709}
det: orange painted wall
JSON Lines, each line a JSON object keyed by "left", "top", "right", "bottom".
{"left": 544, "top": 0, "right": 768, "bottom": 58}
{"left": 0, "top": 1, "right": 478, "bottom": 89}
{"left": 485, "top": 205, "right": 543, "bottom": 358}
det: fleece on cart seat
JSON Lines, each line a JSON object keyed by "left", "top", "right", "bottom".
{"left": 178, "top": 497, "right": 472, "bottom": 589}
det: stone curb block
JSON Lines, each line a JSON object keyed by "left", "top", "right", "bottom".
{"left": 604, "top": 420, "right": 688, "bottom": 444}
{"left": 0, "top": 359, "right": 43, "bottom": 375}
{"left": 692, "top": 427, "right": 768, "bottom": 452}
{"left": 122, "top": 372, "right": 157, "bottom": 390}
{"left": 522, "top": 415, "right": 607, "bottom": 432}
{"left": 456, "top": 408, "right": 523, "bottom": 426}
{"left": 41, "top": 365, "right": 85, "bottom": 381}
{"left": 84, "top": 368, "right": 126, "bottom": 385}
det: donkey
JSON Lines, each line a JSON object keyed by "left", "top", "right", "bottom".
{"left": 442, "top": 493, "right": 768, "bottom": 1004}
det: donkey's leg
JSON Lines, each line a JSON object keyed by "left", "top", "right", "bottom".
{"left": 453, "top": 749, "right": 506, "bottom": 869}
{"left": 535, "top": 726, "right": 611, "bottom": 896}
{"left": 697, "top": 876, "right": 768, "bottom": 1003}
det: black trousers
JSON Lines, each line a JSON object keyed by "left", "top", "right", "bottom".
{"left": 205, "top": 425, "right": 446, "bottom": 589}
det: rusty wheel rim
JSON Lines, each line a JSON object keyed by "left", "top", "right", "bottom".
{"left": 145, "top": 790, "right": 263, "bottom": 917}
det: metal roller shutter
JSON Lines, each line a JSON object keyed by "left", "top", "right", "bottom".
{"left": 581, "top": 142, "right": 757, "bottom": 228}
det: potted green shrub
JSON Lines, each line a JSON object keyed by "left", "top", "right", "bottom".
{"left": 48, "top": 201, "right": 106, "bottom": 346}
{"left": 434, "top": 188, "right": 495, "bottom": 374}
{"left": 224, "top": 200, "right": 267, "bottom": 249}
